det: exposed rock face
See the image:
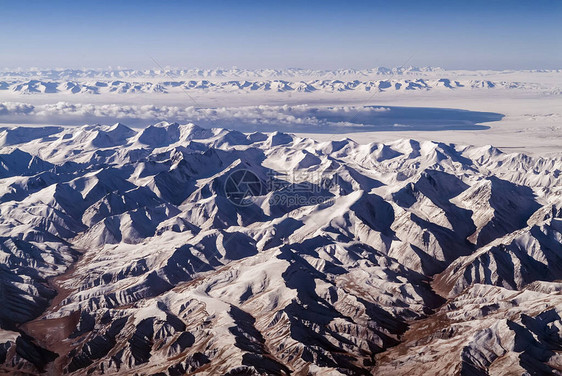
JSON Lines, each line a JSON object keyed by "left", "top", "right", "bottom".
{"left": 0, "top": 123, "right": 560, "bottom": 375}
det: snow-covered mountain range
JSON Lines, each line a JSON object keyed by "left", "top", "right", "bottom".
{"left": 0, "top": 122, "right": 561, "bottom": 375}
{"left": 0, "top": 67, "right": 454, "bottom": 80}
{"left": 0, "top": 78, "right": 556, "bottom": 95}
{"left": 2, "top": 67, "right": 561, "bottom": 80}
{"left": 0, "top": 67, "right": 560, "bottom": 95}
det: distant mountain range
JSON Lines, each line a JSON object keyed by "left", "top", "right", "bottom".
{"left": 0, "top": 67, "right": 449, "bottom": 80}
{"left": 0, "top": 123, "right": 560, "bottom": 374}
{"left": 2, "top": 67, "right": 561, "bottom": 80}
{"left": 0, "top": 67, "right": 559, "bottom": 95}
{"left": 0, "top": 78, "right": 554, "bottom": 95}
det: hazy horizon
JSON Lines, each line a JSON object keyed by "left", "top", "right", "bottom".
{"left": 1, "top": 65, "right": 561, "bottom": 72}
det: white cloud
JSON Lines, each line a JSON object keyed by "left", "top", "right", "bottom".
{"left": 0, "top": 102, "right": 35, "bottom": 115}
{"left": 0, "top": 102, "right": 389, "bottom": 129}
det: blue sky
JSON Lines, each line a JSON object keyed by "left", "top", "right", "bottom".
{"left": 1, "top": 0, "right": 560, "bottom": 70}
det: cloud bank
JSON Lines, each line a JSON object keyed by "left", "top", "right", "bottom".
{"left": 0, "top": 102, "right": 391, "bottom": 130}
{"left": 0, "top": 101, "right": 500, "bottom": 132}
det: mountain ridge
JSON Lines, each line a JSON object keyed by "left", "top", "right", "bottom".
{"left": 0, "top": 123, "right": 560, "bottom": 375}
